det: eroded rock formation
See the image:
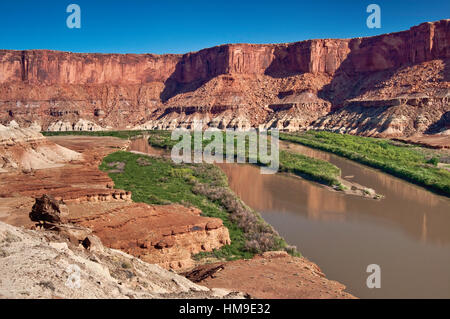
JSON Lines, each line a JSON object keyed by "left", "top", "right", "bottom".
{"left": 0, "top": 221, "right": 244, "bottom": 299}
{"left": 0, "top": 123, "right": 81, "bottom": 172}
{"left": 0, "top": 20, "right": 449, "bottom": 136}
{"left": 29, "top": 194, "right": 64, "bottom": 224}
{"left": 0, "top": 134, "right": 231, "bottom": 270}
{"left": 70, "top": 203, "right": 230, "bottom": 270}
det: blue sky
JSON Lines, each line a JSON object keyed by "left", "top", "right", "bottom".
{"left": 0, "top": 0, "right": 448, "bottom": 54}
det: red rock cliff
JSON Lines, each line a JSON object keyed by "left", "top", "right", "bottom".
{"left": 2, "top": 20, "right": 448, "bottom": 84}
{"left": 0, "top": 50, "right": 181, "bottom": 84}
{"left": 0, "top": 19, "right": 448, "bottom": 135}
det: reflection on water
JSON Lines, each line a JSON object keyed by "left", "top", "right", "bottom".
{"left": 128, "top": 136, "right": 166, "bottom": 156}
{"left": 220, "top": 143, "right": 450, "bottom": 299}
{"left": 279, "top": 142, "right": 450, "bottom": 244}
{"left": 129, "top": 138, "right": 450, "bottom": 298}
{"left": 218, "top": 163, "right": 348, "bottom": 220}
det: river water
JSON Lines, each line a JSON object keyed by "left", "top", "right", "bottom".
{"left": 129, "top": 137, "right": 450, "bottom": 298}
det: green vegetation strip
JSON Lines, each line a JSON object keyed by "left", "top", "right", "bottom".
{"left": 279, "top": 151, "right": 341, "bottom": 187}
{"left": 147, "top": 130, "right": 342, "bottom": 187}
{"left": 280, "top": 131, "right": 450, "bottom": 196}
{"left": 100, "top": 151, "right": 298, "bottom": 261}
{"left": 42, "top": 130, "right": 148, "bottom": 139}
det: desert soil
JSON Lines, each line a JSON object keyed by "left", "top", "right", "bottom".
{"left": 184, "top": 251, "right": 355, "bottom": 299}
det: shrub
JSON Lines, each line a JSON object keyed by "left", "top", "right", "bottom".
{"left": 426, "top": 157, "right": 439, "bottom": 166}
{"left": 192, "top": 181, "right": 290, "bottom": 254}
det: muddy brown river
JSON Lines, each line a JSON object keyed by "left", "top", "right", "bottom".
{"left": 130, "top": 138, "right": 450, "bottom": 299}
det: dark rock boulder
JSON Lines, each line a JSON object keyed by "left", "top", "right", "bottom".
{"left": 29, "top": 194, "right": 62, "bottom": 223}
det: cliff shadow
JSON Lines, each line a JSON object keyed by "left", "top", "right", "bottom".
{"left": 318, "top": 40, "right": 450, "bottom": 108}
{"left": 263, "top": 40, "right": 406, "bottom": 107}
{"left": 316, "top": 69, "right": 398, "bottom": 108}
{"left": 441, "top": 58, "right": 450, "bottom": 82}
{"left": 318, "top": 36, "right": 409, "bottom": 106}
{"left": 425, "top": 111, "right": 450, "bottom": 134}
{"left": 160, "top": 59, "right": 214, "bottom": 103}
{"left": 264, "top": 46, "right": 305, "bottom": 78}
{"left": 317, "top": 43, "right": 414, "bottom": 107}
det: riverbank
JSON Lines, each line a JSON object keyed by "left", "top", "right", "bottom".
{"left": 36, "top": 131, "right": 450, "bottom": 298}
{"left": 100, "top": 150, "right": 297, "bottom": 262}
{"left": 146, "top": 130, "right": 382, "bottom": 199}
{"left": 44, "top": 130, "right": 382, "bottom": 198}
{"left": 280, "top": 131, "right": 450, "bottom": 197}
{"left": 146, "top": 130, "right": 343, "bottom": 185}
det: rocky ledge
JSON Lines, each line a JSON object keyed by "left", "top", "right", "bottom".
{"left": 70, "top": 202, "right": 230, "bottom": 270}
{"left": 0, "top": 133, "right": 232, "bottom": 271}
{"left": 183, "top": 251, "right": 355, "bottom": 299}
{"left": 0, "top": 220, "right": 243, "bottom": 299}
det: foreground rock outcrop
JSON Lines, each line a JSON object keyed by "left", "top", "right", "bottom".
{"left": 0, "top": 20, "right": 448, "bottom": 136}
{"left": 29, "top": 194, "right": 65, "bottom": 224}
{"left": 69, "top": 202, "right": 230, "bottom": 270}
{"left": 183, "top": 251, "right": 355, "bottom": 299}
{"left": 0, "top": 221, "right": 243, "bottom": 299}
{"left": 0, "top": 134, "right": 232, "bottom": 271}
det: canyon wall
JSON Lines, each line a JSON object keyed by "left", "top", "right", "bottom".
{"left": 0, "top": 19, "right": 449, "bottom": 136}
{"left": 0, "top": 50, "right": 181, "bottom": 84}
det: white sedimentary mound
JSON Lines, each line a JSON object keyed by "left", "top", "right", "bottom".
{"left": 47, "top": 119, "right": 105, "bottom": 132}
{"left": 0, "top": 124, "right": 81, "bottom": 171}
{"left": 0, "top": 221, "right": 243, "bottom": 299}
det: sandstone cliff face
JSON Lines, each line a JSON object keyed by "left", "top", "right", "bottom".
{"left": 0, "top": 50, "right": 181, "bottom": 84}
{"left": 0, "top": 20, "right": 449, "bottom": 136}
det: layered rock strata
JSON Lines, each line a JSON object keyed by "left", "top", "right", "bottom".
{"left": 0, "top": 134, "right": 231, "bottom": 270}
{"left": 70, "top": 203, "right": 230, "bottom": 270}
{"left": 0, "top": 221, "right": 243, "bottom": 299}
{"left": 0, "top": 20, "right": 448, "bottom": 136}
{"left": 0, "top": 123, "right": 81, "bottom": 171}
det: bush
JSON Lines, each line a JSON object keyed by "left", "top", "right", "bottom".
{"left": 426, "top": 157, "right": 439, "bottom": 166}
{"left": 191, "top": 180, "right": 292, "bottom": 254}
